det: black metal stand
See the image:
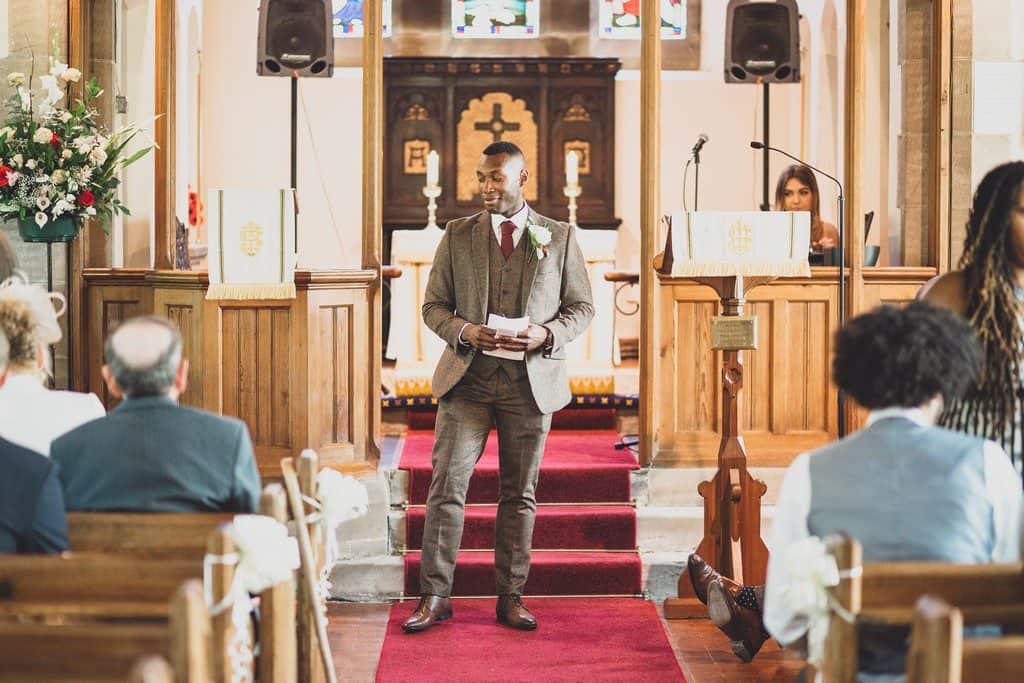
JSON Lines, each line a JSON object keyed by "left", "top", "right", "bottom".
{"left": 692, "top": 148, "right": 701, "bottom": 211}
{"left": 66, "top": 241, "right": 73, "bottom": 390}
{"left": 761, "top": 82, "right": 770, "bottom": 211}
{"left": 45, "top": 243, "right": 55, "bottom": 383}
{"left": 290, "top": 75, "right": 299, "bottom": 253}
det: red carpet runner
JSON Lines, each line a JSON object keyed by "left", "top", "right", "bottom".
{"left": 376, "top": 598, "right": 686, "bottom": 682}
{"left": 400, "top": 429, "right": 641, "bottom": 596}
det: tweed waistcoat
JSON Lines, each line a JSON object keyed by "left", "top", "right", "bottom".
{"left": 808, "top": 417, "right": 994, "bottom": 564}
{"left": 469, "top": 230, "right": 530, "bottom": 379}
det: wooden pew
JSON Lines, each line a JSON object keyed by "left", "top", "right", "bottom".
{"left": 0, "top": 522, "right": 296, "bottom": 682}
{"left": 60, "top": 485, "right": 297, "bottom": 682}
{"left": 821, "top": 533, "right": 1024, "bottom": 682}
{"left": 0, "top": 579, "right": 208, "bottom": 683}
{"left": 283, "top": 451, "right": 332, "bottom": 683}
{"left": 906, "top": 595, "right": 1024, "bottom": 683}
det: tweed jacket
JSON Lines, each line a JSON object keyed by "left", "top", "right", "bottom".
{"left": 422, "top": 208, "right": 594, "bottom": 414}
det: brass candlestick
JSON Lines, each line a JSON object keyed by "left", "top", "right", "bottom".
{"left": 563, "top": 184, "right": 582, "bottom": 227}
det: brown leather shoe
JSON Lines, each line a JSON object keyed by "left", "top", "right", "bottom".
{"left": 401, "top": 594, "right": 452, "bottom": 633}
{"left": 687, "top": 553, "right": 764, "bottom": 611}
{"left": 496, "top": 594, "right": 538, "bottom": 630}
{"left": 707, "top": 578, "right": 769, "bottom": 662}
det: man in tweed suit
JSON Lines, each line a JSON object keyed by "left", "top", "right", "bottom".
{"left": 402, "top": 141, "right": 594, "bottom": 633}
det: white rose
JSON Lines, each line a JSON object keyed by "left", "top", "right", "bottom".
{"left": 61, "top": 68, "right": 82, "bottom": 84}
{"left": 528, "top": 225, "right": 552, "bottom": 246}
{"left": 51, "top": 170, "right": 67, "bottom": 184}
{"left": 7, "top": 72, "right": 25, "bottom": 87}
{"left": 34, "top": 211, "right": 48, "bottom": 227}
{"left": 33, "top": 127, "right": 53, "bottom": 144}
{"left": 89, "top": 147, "right": 107, "bottom": 164}
{"left": 85, "top": 206, "right": 96, "bottom": 216}
{"left": 37, "top": 196, "right": 51, "bottom": 211}
{"left": 25, "top": 159, "right": 36, "bottom": 170}
{"left": 61, "top": 149, "right": 73, "bottom": 159}
{"left": 73, "top": 136, "right": 94, "bottom": 154}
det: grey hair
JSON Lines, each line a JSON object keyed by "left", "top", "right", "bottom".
{"left": 104, "top": 315, "right": 183, "bottom": 397}
{"left": 0, "top": 329, "right": 8, "bottom": 370}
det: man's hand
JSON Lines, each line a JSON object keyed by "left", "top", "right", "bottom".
{"left": 463, "top": 324, "right": 499, "bottom": 350}
{"left": 495, "top": 323, "right": 549, "bottom": 353}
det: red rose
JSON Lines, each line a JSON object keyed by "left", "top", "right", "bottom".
{"left": 0, "top": 165, "right": 11, "bottom": 188}
{"left": 77, "top": 190, "right": 95, "bottom": 207}
{"left": 50, "top": 132, "right": 60, "bottom": 147}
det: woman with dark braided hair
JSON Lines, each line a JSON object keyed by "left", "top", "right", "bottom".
{"left": 923, "top": 161, "right": 1024, "bottom": 478}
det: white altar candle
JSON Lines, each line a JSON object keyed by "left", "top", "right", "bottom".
{"left": 426, "top": 150, "right": 439, "bottom": 186}
{"left": 566, "top": 151, "right": 579, "bottom": 188}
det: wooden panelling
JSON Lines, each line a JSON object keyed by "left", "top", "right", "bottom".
{"left": 655, "top": 268, "right": 937, "bottom": 467}
{"left": 81, "top": 269, "right": 377, "bottom": 476}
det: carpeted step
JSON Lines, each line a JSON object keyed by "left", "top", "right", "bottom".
{"left": 403, "top": 550, "right": 642, "bottom": 596}
{"left": 376, "top": 598, "right": 686, "bottom": 682}
{"left": 401, "top": 430, "right": 635, "bottom": 505}
{"left": 407, "top": 407, "right": 618, "bottom": 431}
{"left": 405, "top": 505, "right": 637, "bottom": 550}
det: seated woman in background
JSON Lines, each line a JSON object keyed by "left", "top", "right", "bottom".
{"left": 0, "top": 276, "right": 105, "bottom": 456}
{"left": 775, "top": 164, "right": 839, "bottom": 251}
{"left": 923, "top": 161, "right": 1024, "bottom": 477}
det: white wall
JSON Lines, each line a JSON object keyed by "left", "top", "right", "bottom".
{"left": 971, "top": 1, "right": 1024, "bottom": 190}
{"left": 202, "top": 2, "right": 362, "bottom": 270}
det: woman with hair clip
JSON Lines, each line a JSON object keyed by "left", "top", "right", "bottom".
{"left": 0, "top": 276, "right": 104, "bottom": 456}
{"left": 924, "top": 160, "right": 1024, "bottom": 478}
{"left": 775, "top": 164, "right": 839, "bottom": 251}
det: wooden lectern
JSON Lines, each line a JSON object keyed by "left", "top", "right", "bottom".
{"left": 659, "top": 211, "right": 811, "bottom": 619}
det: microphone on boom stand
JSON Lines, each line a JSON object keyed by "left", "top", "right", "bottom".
{"left": 750, "top": 140, "right": 848, "bottom": 437}
{"left": 687, "top": 133, "right": 708, "bottom": 211}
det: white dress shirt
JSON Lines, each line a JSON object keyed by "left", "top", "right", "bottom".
{"left": 458, "top": 203, "right": 531, "bottom": 345}
{"left": 0, "top": 373, "right": 106, "bottom": 456}
{"left": 763, "top": 407, "right": 1024, "bottom": 647}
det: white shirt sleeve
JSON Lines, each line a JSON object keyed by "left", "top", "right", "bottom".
{"left": 763, "top": 452, "right": 813, "bottom": 647}
{"left": 458, "top": 322, "right": 472, "bottom": 346}
{"left": 983, "top": 440, "right": 1024, "bottom": 562}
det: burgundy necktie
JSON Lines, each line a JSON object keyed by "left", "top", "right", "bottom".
{"left": 500, "top": 220, "right": 516, "bottom": 260}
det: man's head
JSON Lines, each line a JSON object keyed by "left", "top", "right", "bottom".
{"left": 832, "top": 302, "right": 981, "bottom": 416}
{"left": 102, "top": 315, "right": 189, "bottom": 401}
{"left": 476, "top": 141, "right": 528, "bottom": 216}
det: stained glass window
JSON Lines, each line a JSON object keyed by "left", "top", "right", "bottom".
{"left": 333, "top": 0, "right": 393, "bottom": 38}
{"left": 452, "top": 0, "right": 541, "bottom": 39}
{"left": 599, "top": 0, "right": 686, "bottom": 40}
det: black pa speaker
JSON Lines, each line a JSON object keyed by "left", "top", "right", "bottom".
{"left": 257, "top": 0, "right": 333, "bottom": 77}
{"left": 724, "top": 0, "right": 800, "bottom": 83}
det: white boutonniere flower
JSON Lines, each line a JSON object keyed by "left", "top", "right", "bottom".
{"left": 527, "top": 223, "right": 552, "bottom": 260}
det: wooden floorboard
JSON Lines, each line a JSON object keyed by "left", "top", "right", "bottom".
{"left": 327, "top": 601, "right": 804, "bottom": 682}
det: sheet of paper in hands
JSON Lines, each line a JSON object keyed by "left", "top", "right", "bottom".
{"left": 482, "top": 314, "right": 530, "bottom": 361}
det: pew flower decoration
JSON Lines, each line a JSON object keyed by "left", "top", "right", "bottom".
{"left": 226, "top": 515, "right": 300, "bottom": 595}
{"left": 527, "top": 222, "right": 551, "bottom": 260}
{"left": 0, "top": 59, "right": 153, "bottom": 240}
{"left": 316, "top": 465, "right": 370, "bottom": 567}
{"left": 776, "top": 537, "right": 842, "bottom": 676}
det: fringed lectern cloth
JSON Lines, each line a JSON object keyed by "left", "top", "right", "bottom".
{"left": 207, "top": 189, "right": 297, "bottom": 300}
{"left": 666, "top": 211, "right": 811, "bottom": 278}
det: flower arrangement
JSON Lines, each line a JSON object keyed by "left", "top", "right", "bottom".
{"left": 0, "top": 58, "right": 152, "bottom": 241}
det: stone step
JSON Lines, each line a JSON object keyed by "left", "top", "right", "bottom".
{"left": 326, "top": 550, "right": 734, "bottom": 604}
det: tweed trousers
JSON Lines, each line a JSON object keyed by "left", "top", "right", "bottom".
{"left": 419, "top": 365, "right": 552, "bottom": 597}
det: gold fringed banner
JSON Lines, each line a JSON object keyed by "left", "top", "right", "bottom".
{"left": 668, "top": 211, "right": 812, "bottom": 279}
{"left": 205, "top": 283, "right": 297, "bottom": 301}
{"left": 207, "top": 188, "right": 297, "bottom": 300}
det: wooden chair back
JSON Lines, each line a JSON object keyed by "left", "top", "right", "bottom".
{"left": 0, "top": 579, "right": 209, "bottom": 683}
{"left": 906, "top": 595, "right": 1024, "bottom": 682}
{"left": 68, "top": 511, "right": 233, "bottom": 560}
{"left": 822, "top": 533, "right": 1024, "bottom": 682}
